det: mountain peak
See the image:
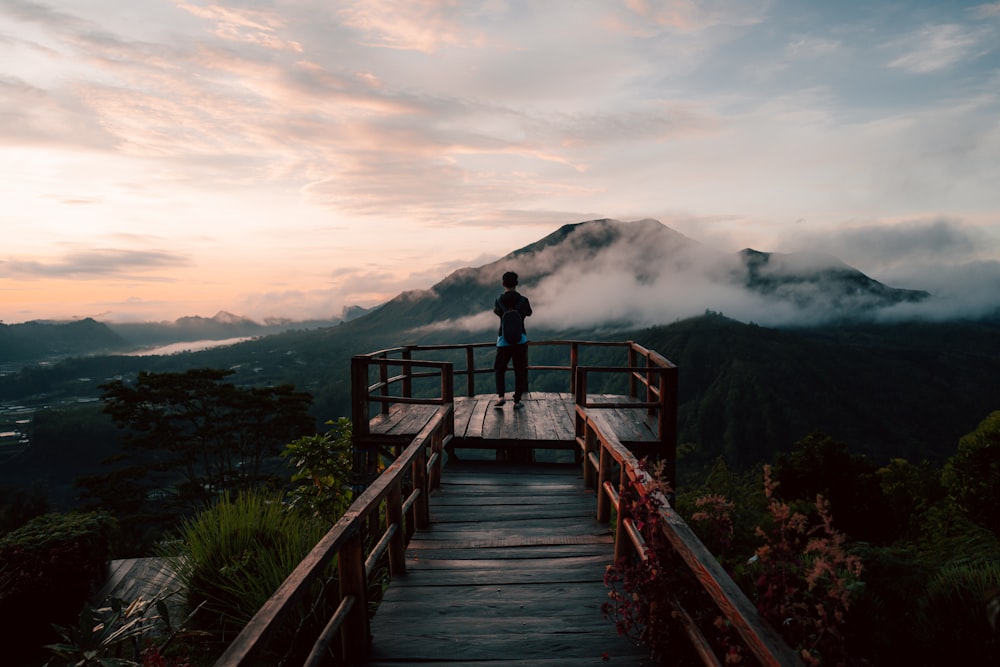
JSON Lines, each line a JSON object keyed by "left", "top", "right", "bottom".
{"left": 327, "top": 217, "right": 938, "bottom": 341}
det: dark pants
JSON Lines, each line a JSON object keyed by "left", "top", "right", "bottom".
{"left": 494, "top": 344, "right": 529, "bottom": 401}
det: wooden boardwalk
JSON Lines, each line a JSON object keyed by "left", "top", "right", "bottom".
{"left": 364, "top": 463, "right": 652, "bottom": 666}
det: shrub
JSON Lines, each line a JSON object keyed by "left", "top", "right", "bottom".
{"left": 745, "top": 466, "right": 864, "bottom": 666}
{"left": 282, "top": 417, "right": 354, "bottom": 524}
{"left": 920, "top": 561, "right": 1000, "bottom": 665}
{"left": 161, "top": 491, "right": 335, "bottom": 661}
{"left": 0, "top": 511, "right": 118, "bottom": 659}
{"left": 45, "top": 594, "right": 199, "bottom": 667}
{"left": 605, "top": 462, "right": 867, "bottom": 666}
{"left": 942, "top": 410, "right": 1000, "bottom": 535}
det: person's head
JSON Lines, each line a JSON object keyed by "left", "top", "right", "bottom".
{"left": 502, "top": 271, "right": 518, "bottom": 289}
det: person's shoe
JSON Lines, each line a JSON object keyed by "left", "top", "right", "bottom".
{"left": 513, "top": 400, "right": 523, "bottom": 409}
{"left": 495, "top": 398, "right": 506, "bottom": 407}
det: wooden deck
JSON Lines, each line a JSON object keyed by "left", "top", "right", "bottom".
{"left": 370, "top": 392, "right": 660, "bottom": 455}
{"left": 364, "top": 463, "right": 652, "bottom": 666}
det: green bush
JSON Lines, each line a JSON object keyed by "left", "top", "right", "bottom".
{"left": 0, "top": 511, "right": 118, "bottom": 659}
{"left": 921, "top": 560, "right": 1000, "bottom": 664}
{"left": 161, "top": 491, "right": 335, "bottom": 658}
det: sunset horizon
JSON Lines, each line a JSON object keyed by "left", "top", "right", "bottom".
{"left": 3, "top": 1, "right": 999, "bottom": 325}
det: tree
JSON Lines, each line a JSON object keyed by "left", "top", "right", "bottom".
{"left": 98, "top": 369, "right": 315, "bottom": 505}
{"left": 942, "top": 410, "right": 1000, "bottom": 534}
{"left": 774, "top": 432, "right": 888, "bottom": 543}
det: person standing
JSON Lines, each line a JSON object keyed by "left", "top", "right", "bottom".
{"left": 493, "top": 271, "right": 532, "bottom": 408}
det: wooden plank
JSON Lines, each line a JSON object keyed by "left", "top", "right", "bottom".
{"left": 451, "top": 396, "right": 476, "bottom": 438}
{"left": 464, "top": 396, "right": 492, "bottom": 439}
{"left": 535, "top": 397, "right": 575, "bottom": 441}
{"left": 481, "top": 400, "right": 504, "bottom": 440}
{"left": 404, "top": 545, "right": 613, "bottom": 562}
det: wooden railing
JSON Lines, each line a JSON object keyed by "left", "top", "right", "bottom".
{"left": 214, "top": 403, "right": 453, "bottom": 666}
{"left": 577, "top": 406, "right": 803, "bottom": 666}
{"left": 351, "top": 340, "right": 677, "bottom": 472}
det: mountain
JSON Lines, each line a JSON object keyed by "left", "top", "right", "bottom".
{"left": 0, "top": 318, "right": 128, "bottom": 364}
{"left": 332, "top": 217, "right": 934, "bottom": 344}
{"left": 107, "top": 311, "right": 342, "bottom": 348}
{"left": 735, "top": 248, "right": 929, "bottom": 313}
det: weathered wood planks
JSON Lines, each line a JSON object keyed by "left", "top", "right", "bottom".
{"left": 364, "top": 464, "right": 652, "bottom": 666}
{"left": 371, "top": 393, "right": 657, "bottom": 455}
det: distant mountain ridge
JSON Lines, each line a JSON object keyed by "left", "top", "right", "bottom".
{"left": 0, "top": 218, "right": 949, "bottom": 364}
{"left": 0, "top": 318, "right": 127, "bottom": 364}
{"left": 0, "top": 309, "right": 369, "bottom": 364}
{"left": 736, "top": 248, "right": 929, "bottom": 312}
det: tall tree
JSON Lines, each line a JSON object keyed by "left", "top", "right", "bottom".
{"left": 99, "top": 369, "right": 314, "bottom": 503}
{"left": 943, "top": 410, "right": 1000, "bottom": 535}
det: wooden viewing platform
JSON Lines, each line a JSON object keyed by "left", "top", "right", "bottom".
{"left": 369, "top": 392, "right": 661, "bottom": 459}
{"left": 215, "top": 341, "right": 801, "bottom": 667}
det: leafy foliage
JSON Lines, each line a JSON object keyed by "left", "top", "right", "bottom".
{"left": 160, "top": 491, "right": 335, "bottom": 657}
{"left": 744, "top": 467, "right": 864, "bottom": 666}
{"left": 773, "top": 433, "right": 888, "bottom": 543}
{"left": 603, "top": 461, "right": 703, "bottom": 665}
{"left": 0, "top": 511, "right": 118, "bottom": 659}
{"left": 44, "top": 594, "right": 200, "bottom": 667}
{"left": 282, "top": 417, "right": 354, "bottom": 524}
{"left": 942, "top": 410, "right": 1000, "bottom": 535}
{"left": 100, "top": 369, "right": 314, "bottom": 501}
{"left": 606, "top": 460, "right": 866, "bottom": 665}
{"left": 0, "top": 483, "right": 50, "bottom": 535}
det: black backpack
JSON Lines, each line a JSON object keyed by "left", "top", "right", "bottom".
{"left": 500, "top": 301, "right": 525, "bottom": 345}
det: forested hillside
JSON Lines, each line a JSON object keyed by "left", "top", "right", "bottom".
{"left": 629, "top": 313, "right": 1000, "bottom": 471}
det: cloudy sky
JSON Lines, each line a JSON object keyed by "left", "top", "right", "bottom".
{"left": 2, "top": 0, "right": 999, "bottom": 324}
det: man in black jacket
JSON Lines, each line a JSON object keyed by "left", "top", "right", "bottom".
{"left": 493, "top": 271, "right": 532, "bottom": 408}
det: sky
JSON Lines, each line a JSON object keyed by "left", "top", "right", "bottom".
{"left": 2, "top": 0, "right": 999, "bottom": 325}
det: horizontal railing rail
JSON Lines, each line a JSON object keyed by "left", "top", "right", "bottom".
{"left": 352, "top": 339, "right": 667, "bottom": 398}
{"left": 577, "top": 407, "right": 802, "bottom": 666}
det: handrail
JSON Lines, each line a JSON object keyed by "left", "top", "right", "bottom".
{"left": 577, "top": 407, "right": 802, "bottom": 666}
{"left": 352, "top": 339, "right": 668, "bottom": 398}
{"left": 213, "top": 405, "right": 452, "bottom": 666}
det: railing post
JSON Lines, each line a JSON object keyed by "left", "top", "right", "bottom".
{"left": 441, "top": 363, "right": 454, "bottom": 406}
{"left": 646, "top": 354, "right": 656, "bottom": 418}
{"left": 627, "top": 342, "right": 638, "bottom": 399}
{"left": 569, "top": 342, "right": 580, "bottom": 394}
{"left": 387, "top": 483, "right": 406, "bottom": 575}
{"left": 428, "top": 430, "right": 442, "bottom": 492}
{"left": 339, "top": 531, "right": 370, "bottom": 664}
{"left": 351, "top": 357, "right": 370, "bottom": 440}
{"left": 379, "top": 357, "right": 390, "bottom": 415}
{"left": 659, "top": 366, "right": 679, "bottom": 494}
{"left": 441, "top": 363, "right": 455, "bottom": 474}
{"left": 465, "top": 345, "right": 476, "bottom": 396}
{"left": 613, "top": 465, "right": 630, "bottom": 564}
{"left": 413, "top": 448, "right": 429, "bottom": 530}
{"left": 402, "top": 345, "right": 414, "bottom": 397}
{"left": 574, "top": 367, "right": 587, "bottom": 445}
{"left": 596, "top": 438, "right": 613, "bottom": 524}
{"left": 582, "top": 418, "right": 596, "bottom": 490}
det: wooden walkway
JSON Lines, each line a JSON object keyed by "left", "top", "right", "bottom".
{"left": 364, "top": 463, "right": 652, "bottom": 666}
